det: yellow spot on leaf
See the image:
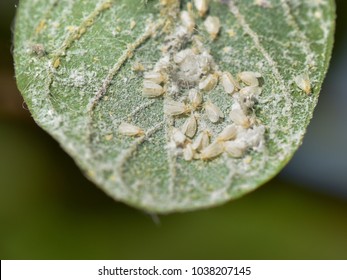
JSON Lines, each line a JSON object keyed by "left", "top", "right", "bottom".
{"left": 53, "top": 58, "right": 60, "bottom": 68}
{"left": 105, "top": 134, "right": 113, "bottom": 141}
{"left": 130, "top": 20, "right": 136, "bottom": 30}
{"left": 227, "top": 28, "right": 236, "bottom": 37}
{"left": 35, "top": 20, "right": 46, "bottom": 34}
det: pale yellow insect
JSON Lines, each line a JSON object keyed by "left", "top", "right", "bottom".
{"left": 164, "top": 99, "right": 190, "bottom": 116}
{"left": 239, "top": 86, "right": 262, "bottom": 97}
{"left": 183, "top": 143, "right": 195, "bottom": 161}
{"left": 224, "top": 140, "right": 247, "bottom": 158}
{"left": 172, "top": 128, "right": 186, "bottom": 146}
{"left": 130, "top": 20, "right": 136, "bottom": 30}
{"left": 194, "top": 0, "right": 209, "bottom": 17}
{"left": 181, "top": 114, "right": 198, "bottom": 138}
{"left": 294, "top": 73, "right": 311, "bottom": 94}
{"left": 199, "top": 73, "right": 219, "bottom": 92}
{"left": 217, "top": 124, "right": 237, "bottom": 141}
{"left": 188, "top": 88, "right": 203, "bottom": 109}
{"left": 132, "top": 61, "right": 145, "bottom": 72}
{"left": 200, "top": 141, "right": 224, "bottom": 160}
{"left": 237, "top": 71, "right": 261, "bottom": 87}
{"left": 144, "top": 71, "right": 164, "bottom": 84}
{"left": 221, "top": 72, "right": 239, "bottom": 95}
{"left": 118, "top": 122, "right": 144, "bottom": 137}
{"left": 229, "top": 108, "right": 251, "bottom": 128}
{"left": 204, "top": 16, "right": 221, "bottom": 40}
{"left": 192, "top": 130, "right": 210, "bottom": 151}
{"left": 235, "top": 93, "right": 255, "bottom": 113}
{"left": 205, "top": 100, "right": 224, "bottom": 123}
{"left": 142, "top": 81, "right": 164, "bottom": 97}
{"left": 180, "top": 10, "right": 195, "bottom": 33}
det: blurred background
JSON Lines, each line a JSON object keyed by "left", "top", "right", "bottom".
{"left": 0, "top": 0, "right": 346, "bottom": 259}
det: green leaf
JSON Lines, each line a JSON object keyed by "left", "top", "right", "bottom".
{"left": 13, "top": 0, "right": 335, "bottom": 213}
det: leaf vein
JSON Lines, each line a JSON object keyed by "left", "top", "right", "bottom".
{"left": 51, "top": 0, "right": 114, "bottom": 66}
{"left": 280, "top": 0, "right": 315, "bottom": 69}
{"left": 86, "top": 21, "right": 162, "bottom": 114}
{"left": 228, "top": 0, "right": 294, "bottom": 138}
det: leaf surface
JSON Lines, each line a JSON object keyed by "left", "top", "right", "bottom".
{"left": 14, "top": 0, "right": 335, "bottom": 212}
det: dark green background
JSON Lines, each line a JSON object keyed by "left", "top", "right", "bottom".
{"left": 1, "top": 0, "right": 346, "bottom": 259}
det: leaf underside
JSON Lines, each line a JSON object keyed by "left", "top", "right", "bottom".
{"left": 14, "top": 0, "right": 335, "bottom": 213}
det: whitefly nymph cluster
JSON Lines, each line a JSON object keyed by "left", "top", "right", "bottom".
{"left": 119, "top": 0, "right": 266, "bottom": 161}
